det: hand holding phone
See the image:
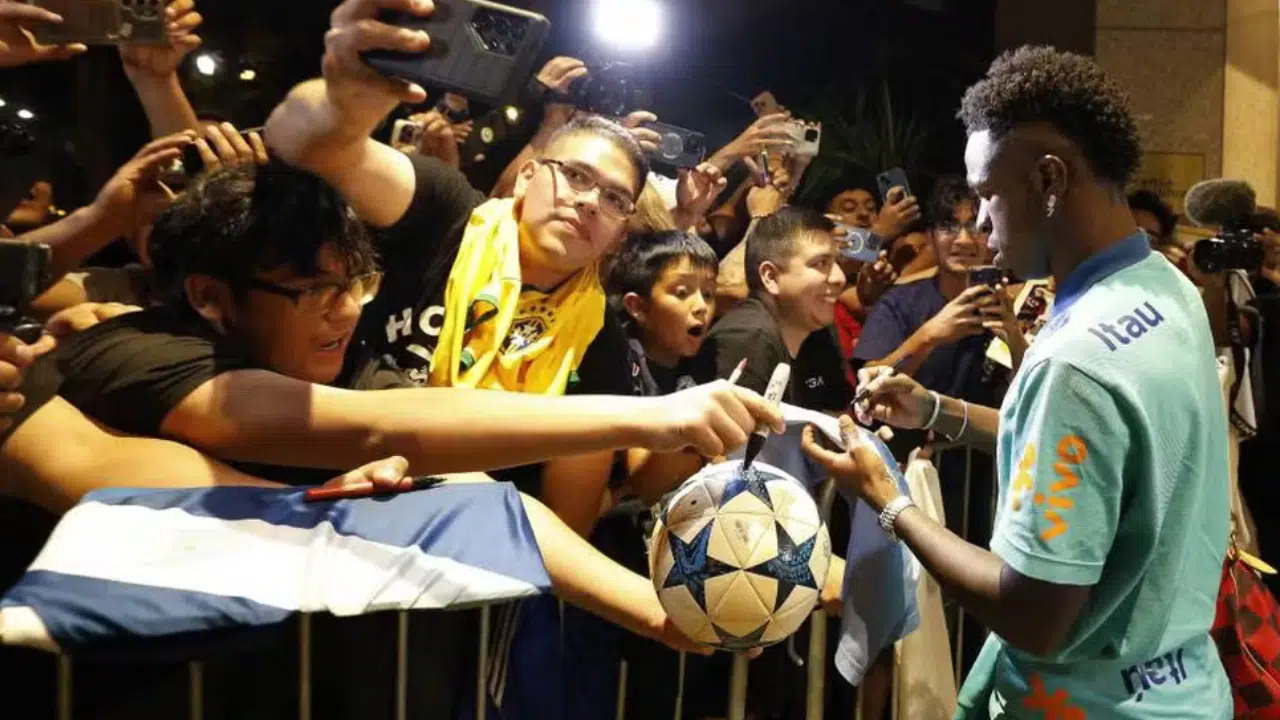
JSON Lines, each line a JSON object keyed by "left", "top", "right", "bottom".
{"left": 644, "top": 122, "right": 706, "bottom": 170}
{"left": 876, "top": 167, "right": 913, "bottom": 203}
{"left": 362, "top": 1, "right": 551, "bottom": 107}
{"left": 29, "top": 0, "right": 166, "bottom": 46}
{"left": 0, "top": 1, "right": 88, "bottom": 67}
{"left": 921, "top": 284, "right": 999, "bottom": 346}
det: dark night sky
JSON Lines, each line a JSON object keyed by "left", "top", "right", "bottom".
{"left": 0, "top": 0, "right": 996, "bottom": 207}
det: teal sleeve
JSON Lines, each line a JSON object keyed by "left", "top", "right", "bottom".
{"left": 990, "top": 360, "right": 1129, "bottom": 586}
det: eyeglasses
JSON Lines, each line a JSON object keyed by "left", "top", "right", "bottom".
{"left": 937, "top": 221, "right": 991, "bottom": 238}
{"left": 538, "top": 158, "right": 636, "bottom": 218}
{"left": 243, "top": 271, "right": 383, "bottom": 314}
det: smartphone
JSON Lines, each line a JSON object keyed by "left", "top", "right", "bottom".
{"left": 644, "top": 122, "right": 706, "bottom": 170}
{"left": 362, "top": 0, "right": 551, "bottom": 107}
{"left": 391, "top": 119, "right": 425, "bottom": 149}
{"left": 876, "top": 167, "right": 912, "bottom": 203}
{"left": 836, "top": 224, "right": 883, "bottom": 264}
{"left": 30, "top": 0, "right": 167, "bottom": 45}
{"left": 785, "top": 121, "right": 821, "bottom": 158}
{"left": 968, "top": 266, "right": 1017, "bottom": 288}
{"left": 0, "top": 239, "right": 51, "bottom": 343}
{"left": 750, "top": 91, "right": 783, "bottom": 118}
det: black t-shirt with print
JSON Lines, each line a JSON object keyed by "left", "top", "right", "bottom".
{"left": 55, "top": 307, "right": 333, "bottom": 486}
{"left": 346, "top": 154, "right": 633, "bottom": 496}
{"left": 692, "top": 297, "right": 852, "bottom": 412}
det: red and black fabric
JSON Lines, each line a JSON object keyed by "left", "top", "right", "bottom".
{"left": 1212, "top": 551, "right": 1280, "bottom": 717}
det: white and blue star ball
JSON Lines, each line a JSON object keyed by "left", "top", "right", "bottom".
{"left": 649, "top": 461, "right": 832, "bottom": 651}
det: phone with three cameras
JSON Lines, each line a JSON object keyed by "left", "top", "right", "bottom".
{"left": 362, "top": 0, "right": 551, "bottom": 107}
{"left": 30, "top": 0, "right": 167, "bottom": 45}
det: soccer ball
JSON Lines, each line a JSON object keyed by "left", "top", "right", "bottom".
{"left": 648, "top": 461, "right": 832, "bottom": 651}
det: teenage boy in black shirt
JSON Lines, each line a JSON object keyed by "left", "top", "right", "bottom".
{"left": 695, "top": 206, "right": 854, "bottom": 411}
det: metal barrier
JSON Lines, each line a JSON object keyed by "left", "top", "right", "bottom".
{"left": 49, "top": 458, "right": 1003, "bottom": 720}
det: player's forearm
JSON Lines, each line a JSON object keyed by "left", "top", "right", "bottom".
{"left": 520, "top": 493, "right": 667, "bottom": 642}
{"left": 265, "top": 79, "right": 395, "bottom": 176}
{"left": 127, "top": 72, "right": 203, "bottom": 137}
{"left": 887, "top": 503, "right": 1073, "bottom": 656}
{"left": 931, "top": 394, "right": 1000, "bottom": 452}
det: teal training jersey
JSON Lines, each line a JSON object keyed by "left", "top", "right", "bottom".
{"left": 974, "top": 234, "right": 1231, "bottom": 719}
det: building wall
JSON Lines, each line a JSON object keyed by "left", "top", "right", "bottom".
{"left": 1223, "top": 0, "right": 1280, "bottom": 208}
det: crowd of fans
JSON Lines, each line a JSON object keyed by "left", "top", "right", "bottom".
{"left": 1, "top": 0, "right": 1279, "bottom": 718}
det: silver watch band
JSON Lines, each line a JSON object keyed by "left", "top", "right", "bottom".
{"left": 878, "top": 495, "right": 915, "bottom": 542}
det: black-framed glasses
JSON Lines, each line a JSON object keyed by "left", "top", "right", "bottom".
{"left": 937, "top": 221, "right": 991, "bottom": 238}
{"left": 537, "top": 158, "right": 637, "bottom": 218}
{"left": 242, "top": 271, "right": 383, "bottom": 314}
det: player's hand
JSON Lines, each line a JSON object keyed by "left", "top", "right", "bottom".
{"left": 637, "top": 381, "right": 785, "bottom": 458}
{"left": 45, "top": 302, "right": 142, "bottom": 337}
{"left": 0, "top": 331, "right": 56, "bottom": 433}
{"left": 920, "top": 284, "right": 999, "bottom": 346}
{"left": 849, "top": 366, "right": 933, "bottom": 429}
{"left": 802, "top": 415, "right": 899, "bottom": 509}
{"left": 323, "top": 0, "right": 433, "bottom": 114}
{"left": 321, "top": 455, "right": 410, "bottom": 492}
{"left": 870, "top": 187, "right": 920, "bottom": 241}
{"left": 0, "top": 1, "right": 86, "bottom": 68}
{"left": 119, "top": 0, "right": 203, "bottom": 79}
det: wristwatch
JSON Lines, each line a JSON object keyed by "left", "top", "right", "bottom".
{"left": 878, "top": 495, "right": 915, "bottom": 542}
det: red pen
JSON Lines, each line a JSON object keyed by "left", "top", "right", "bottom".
{"left": 304, "top": 476, "right": 444, "bottom": 503}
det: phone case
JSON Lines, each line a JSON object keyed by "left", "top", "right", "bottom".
{"left": 837, "top": 225, "right": 883, "bottom": 264}
{"left": 31, "top": 0, "right": 166, "bottom": 45}
{"left": 877, "top": 168, "right": 912, "bottom": 202}
{"left": 644, "top": 122, "right": 706, "bottom": 170}
{"left": 361, "top": 1, "right": 551, "bottom": 107}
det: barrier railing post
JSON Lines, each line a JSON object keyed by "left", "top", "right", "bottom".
{"left": 299, "top": 614, "right": 312, "bottom": 720}
{"left": 727, "top": 654, "right": 749, "bottom": 720}
{"left": 188, "top": 661, "right": 204, "bottom": 720}
{"left": 396, "top": 611, "right": 410, "bottom": 720}
{"left": 57, "top": 655, "right": 72, "bottom": 720}
{"left": 477, "top": 605, "right": 491, "bottom": 720}
{"left": 805, "top": 479, "right": 837, "bottom": 720}
{"left": 673, "top": 651, "right": 685, "bottom": 720}
{"left": 615, "top": 659, "right": 628, "bottom": 720}
{"left": 954, "top": 447, "right": 973, "bottom": 689}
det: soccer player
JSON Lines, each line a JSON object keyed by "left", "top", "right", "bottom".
{"left": 803, "top": 46, "right": 1231, "bottom": 718}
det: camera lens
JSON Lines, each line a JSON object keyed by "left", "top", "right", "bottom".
{"left": 804, "top": 128, "right": 819, "bottom": 142}
{"left": 659, "top": 132, "right": 684, "bottom": 160}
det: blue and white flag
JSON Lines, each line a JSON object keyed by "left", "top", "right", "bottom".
{"left": 0, "top": 482, "right": 551, "bottom": 654}
{"left": 728, "top": 404, "right": 920, "bottom": 686}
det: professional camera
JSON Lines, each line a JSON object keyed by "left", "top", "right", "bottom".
{"left": 1184, "top": 179, "right": 1265, "bottom": 273}
{"left": 565, "top": 62, "right": 651, "bottom": 117}
{"left": 0, "top": 240, "right": 51, "bottom": 343}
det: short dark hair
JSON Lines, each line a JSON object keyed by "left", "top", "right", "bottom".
{"left": 926, "top": 176, "right": 980, "bottom": 229}
{"left": 745, "top": 206, "right": 836, "bottom": 297}
{"left": 149, "top": 162, "right": 377, "bottom": 310}
{"left": 1127, "top": 189, "right": 1177, "bottom": 239}
{"left": 957, "top": 45, "right": 1142, "bottom": 187}
{"left": 545, "top": 115, "right": 650, "bottom": 196}
{"left": 605, "top": 230, "right": 718, "bottom": 300}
